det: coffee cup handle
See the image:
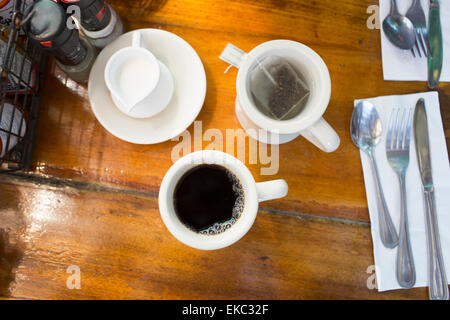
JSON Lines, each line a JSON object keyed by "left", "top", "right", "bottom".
{"left": 300, "top": 117, "right": 340, "bottom": 153}
{"left": 256, "top": 179, "right": 288, "bottom": 202}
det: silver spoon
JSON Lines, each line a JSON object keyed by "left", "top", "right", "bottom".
{"left": 351, "top": 101, "right": 399, "bottom": 249}
{"left": 383, "top": 0, "right": 416, "bottom": 50}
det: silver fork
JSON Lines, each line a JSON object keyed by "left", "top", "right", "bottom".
{"left": 406, "top": 0, "right": 431, "bottom": 58}
{"left": 386, "top": 107, "right": 416, "bottom": 288}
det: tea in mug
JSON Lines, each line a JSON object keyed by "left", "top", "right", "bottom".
{"left": 250, "top": 55, "right": 310, "bottom": 120}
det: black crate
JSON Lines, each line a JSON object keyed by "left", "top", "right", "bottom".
{"left": 0, "top": 0, "right": 47, "bottom": 172}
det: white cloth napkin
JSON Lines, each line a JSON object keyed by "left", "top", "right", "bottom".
{"left": 379, "top": 0, "right": 450, "bottom": 81}
{"left": 354, "top": 91, "right": 450, "bottom": 292}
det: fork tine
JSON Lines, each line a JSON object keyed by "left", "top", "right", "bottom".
{"left": 394, "top": 108, "right": 402, "bottom": 150}
{"left": 400, "top": 108, "right": 408, "bottom": 150}
{"left": 421, "top": 28, "right": 432, "bottom": 58}
{"left": 386, "top": 108, "right": 396, "bottom": 150}
{"left": 418, "top": 29, "right": 428, "bottom": 57}
{"left": 411, "top": 47, "right": 416, "bottom": 58}
{"left": 404, "top": 108, "right": 413, "bottom": 149}
{"left": 414, "top": 32, "right": 422, "bottom": 58}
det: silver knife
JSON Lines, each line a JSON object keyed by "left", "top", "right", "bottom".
{"left": 414, "top": 98, "right": 449, "bottom": 300}
{"left": 428, "top": 0, "right": 443, "bottom": 88}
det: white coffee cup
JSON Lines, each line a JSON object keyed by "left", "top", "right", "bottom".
{"left": 159, "top": 150, "right": 288, "bottom": 250}
{"left": 104, "top": 31, "right": 174, "bottom": 119}
{"left": 220, "top": 40, "right": 340, "bottom": 152}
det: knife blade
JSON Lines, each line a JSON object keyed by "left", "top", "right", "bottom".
{"left": 414, "top": 99, "right": 433, "bottom": 189}
{"left": 428, "top": 0, "right": 443, "bottom": 89}
{"left": 413, "top": 98, "right": 449, "bottom": 300}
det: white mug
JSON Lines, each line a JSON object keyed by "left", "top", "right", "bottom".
{"left": 220, "top": 40, "right": 340, "bottom": 152}
{"left": 104, "top": 31, "right": 174, "bottom": 119}
{"left": 159, "top": 150, "right": 288, "bottom": 250}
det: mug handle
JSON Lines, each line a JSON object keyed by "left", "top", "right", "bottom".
{"left": 220, "top": 43, "right": 247, "bottom": 69}
{"left": 300, "top": 117, "right": 340, "bottom": 153}
{"left": 256, "top": 179, "right": 288, "bottom": 202}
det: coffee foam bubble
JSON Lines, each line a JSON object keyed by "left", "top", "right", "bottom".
{"left": 199, "top": 171, "right": 244, "bottom": 236}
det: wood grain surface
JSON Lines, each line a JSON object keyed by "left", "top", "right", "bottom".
{"left": 0, "top": 0, "right": 449, "bottom": 299}
{"left": 0, "top": 176, "right": 426, "bottom": 299}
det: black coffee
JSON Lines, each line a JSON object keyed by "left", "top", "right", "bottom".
{"left": 173, "top": 164, "right": 244, "bottom": 235}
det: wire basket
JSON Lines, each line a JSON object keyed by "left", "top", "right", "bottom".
{"left": 0, "top": 0, "right": 46, "bottom": 173}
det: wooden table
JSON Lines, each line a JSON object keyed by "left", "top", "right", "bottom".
{"left": 1, "top": 0, "right": 449, "bottom": 299}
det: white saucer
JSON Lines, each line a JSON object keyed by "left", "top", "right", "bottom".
{"left": 88, "top": 29, "right": 207, "bottom": 144}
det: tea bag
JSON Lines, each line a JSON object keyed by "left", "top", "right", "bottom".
{"left": 249, "top": 56, "right": 310, "bottom": 120}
